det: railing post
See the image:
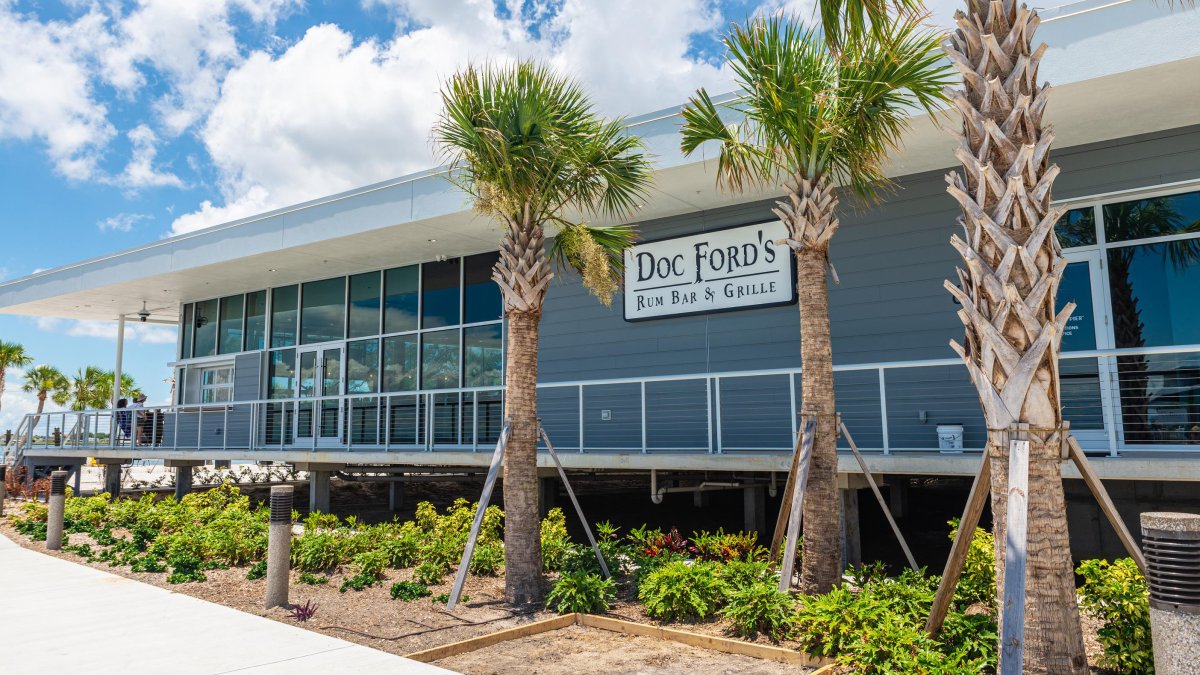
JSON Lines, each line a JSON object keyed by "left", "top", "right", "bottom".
{"left": 640, "top": 381, "right": 647, "bottom": 453}
{"left": 578, "top": 384, "right": 585, "bottom": 453}
{"left": 715, "top": 377, "right": 723, "bottom": 454}
{"left": 878, "top": 368, "right": 890, "bottom": 455}
{"left": 706, "top": 378, "right": 714, "bottom": 453}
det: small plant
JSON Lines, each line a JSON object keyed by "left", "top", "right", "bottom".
{"left": 469, "top": 542, "right": 504, "bottom": 576}
{"left": 390, "top": 581, "right": 432, "bottom": 601}
{"left": 339, "top": 572, "right": 380, "bottom": 593}
{"left": 546, "top": 570, "right": 615, "bottom": 614}
{"left": 297, "top": 572, "right": 328, "bottom": 585}
{"left": 130, "top": 555, "right": 167, "bottom": 573}
{"left": 692, "top": 528, "right": 765, "bottom": 563}
{"left": 717, "top": 559, "right": 774, "bottom": 590}
{"left": 166, "top": 552, "right": 207, "bottom": 584}
{"left": 432, "top": 593, "right": 469, "bottom": 605}
{"left": 1077, "top": 557, "right": 1153, "bottom": 674}
{"left": 291, "top": 532, "right": 344, "bottom": 573}
{"left": 286, "top": 600, "right": 318, "bottom": 622}
{"left": 63, "top": 543, "right": 95, "bottom": 558}
{"left": 540, "top": 508, "right": 573, "bottom": 572}
{"left": 720, "top": 581, "right": 798, "bottom": 641}
{"left": 247, "top": 560, "right": 268, "bottom": 580}
{"left": 947, "top": 518, "right": 996, "bottom": 607}
{"left": 413, "top": 560, "right": 446, "bottom": 586}
{"left": 638, "top": 561, "right": 728, "bottom": 622}
{"left": 349, "top": 550, "right": 388, "bottom": 581}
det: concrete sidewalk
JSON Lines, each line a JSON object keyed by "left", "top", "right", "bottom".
{"left": 0, "top": 532, "right": 452, "bottom": 674}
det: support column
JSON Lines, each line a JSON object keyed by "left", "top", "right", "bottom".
{"left": 743, "top": 484, "right": 766, "bottom": 535}
{"left": 839, "top": 483, "right": 862, "bottom": 569}
{"left": 693, "top": 490, "right": 711, "bottom": 508}
{"left": 308, "top": 470, "right": 330, "bottom": 514}
{"left": 47, "top": 471, "right": 67, "bottom": 551}
{"left": 388, "top": 481, "right": 404, "bottom": 512}
{"left": 113, "top": 315, "right": 125, "bottom": 410}
{"left": 266, "top": 485, "right": 293, "bottom": 609}
{"left": 103, "top": 462, "right": 122, "bottom": 497}
{"left": 166, "top": 460, "right": 203, "bottom": 501}
{"left": 889, "top": 476, "right": 909, "bottom": 520}
{"left": 1141, "top": 512, "right": 1200, "bottom": 675}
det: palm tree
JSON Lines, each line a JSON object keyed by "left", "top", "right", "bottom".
{"left": 941, "top": 0, "right": 1089, "bottom": 670}
{"left": 22, "top": 365, "right": 68, "bottom": 427}
{"left": 53, "top": 367, "right": 139, "bottom": 411}
{"left": 679, "top": 13, "right": 949, "bottom": 594}
{"left": 0, "top": 340, "right": 34, "bottom": 417}
{"left": 434, "top": 62, "right": 652, "bottom": 604}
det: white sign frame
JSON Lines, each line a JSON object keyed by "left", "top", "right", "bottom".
{"left": 623, "top": 221, "right": 796, "bottom": 322}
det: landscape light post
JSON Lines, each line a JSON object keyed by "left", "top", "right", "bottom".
{"left": 46, "top": 470, "right": 68, "bottom": 551}
{"left": 1141, "top": 512, "right": 1200, "bottom": 675}
{"left": 265, "top": 485, "right": 293, "bottom": 609}
{"left": 0, "top": 465, "right": 7, "bottom": 517}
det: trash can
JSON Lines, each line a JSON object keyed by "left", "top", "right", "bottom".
{"left": 937, "top": 424, "right": 964, "bottom": 452}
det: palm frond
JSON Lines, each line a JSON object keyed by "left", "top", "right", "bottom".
{"left": 547, "top": 222, "right": 636, "bottom": 307}
{"left": 818, "top": 0, "right": 928, "bottom": 51}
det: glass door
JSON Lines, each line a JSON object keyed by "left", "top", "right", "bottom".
{"left": 295, "top": 345, "right": 343, "bottom": 447}
{"left": 1059, "top": 250, "right": 1119, "bottom": 452}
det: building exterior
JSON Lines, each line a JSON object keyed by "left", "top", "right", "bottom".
{"left": 2, "top": 0, "right": 1199, "bottom": 537}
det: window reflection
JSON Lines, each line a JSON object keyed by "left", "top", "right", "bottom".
{"left": 1108, "top": 240, "right": 1200, "bottom": 348}
{"left": 245, "top": 291, "right": 267, "bottom": 351}
{"left": 1118, "top": 353, "right": 1200, "bottom": 445}
{"left": 382, "top": 334, "right": 418, "bottom": 391}
{"left": 193, "top": 298, "right": 218, "bottom": 357}
{"left": 268, "top": 349, "right": 296, "bottom": 399}
{"left": 384, "top": 265, "right": 419, "bottom": 333}
{"left": 1060, "top": 358, "right": 1103, "bottom": 430}
{"left": 1104, "top": 190, "right": 1200, "bottom": 243}
{"left": 464, "top": 324, "right": 502, "bottom": 387}
{"left": 1056, "top": 207, "right": 1097, "bottom": 248}
{"left": 422, "top": 329, "right": 460, "bottom": 389}
{"left": 218, "top": 294, "right": 244, "bottom": 354}
{"left": 464, "top": 252, "right": 502, "bottom": 323}
{"left": 347, "top": 339, "right": 379, "bottom": 394}
{"left": 271, "top": 286, "right": 298, "bottom": 348}
{"left": 180, "top": 304, "right": 194, "bottom": 359}
{"left": 348, "top": 272, "right": 381, "bottom": 338}
{"left": 300, "top": 278, "right": 345, "bottom": 344}
{"left": 422, "top": 259, "right": 461, "bottom": 329}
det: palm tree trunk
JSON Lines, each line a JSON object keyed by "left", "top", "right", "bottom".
{"left": 0, "top": 369, "right": 7, "bottom": 416}
{"left": 775, "top": 174, "right": 842, "bottom": 594}
{"left": 945, "top": 0, "right": 1087, "bottom": 670}
{"left": 493, "top": 205, "right": 553, "bottom": 605}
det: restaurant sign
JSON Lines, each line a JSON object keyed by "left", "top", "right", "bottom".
{"left": 623, "top": 221, "right": 795, "bottom": 321}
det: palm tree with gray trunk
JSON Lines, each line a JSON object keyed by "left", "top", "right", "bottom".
{"left": 434, "top": 61, "right": 652, "bottom": 604}
{"left": 22, "top": 365, "right": 68, "bottom": 428}
{"left": 0, "top": 340, "right": 34, "bottom": 417}
{"left": 679, "top": 12, "right": 950, "bottom": 594}
{"left": 941, "top": 0, "right": 1091, "bottom": 669}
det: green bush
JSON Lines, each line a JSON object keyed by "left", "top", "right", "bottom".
{"left": 414, "top": 560, "right": 446, "bottom": 586}
{"left": 291, "top": 532, "right": 344, "bottom": 572}
{"left": 638, "top": 561, "right": 728, "bottom": 622}
{"left": 720, "top": 581, "right": 798, "bottom": 641}
{"left": 692, "top": 528, "right": 765, "bottom": 563}
{"left": 469, "top": 542, "right": 504, "bottom": 576}
{"left": 64, "top": 543, "right": 95, "bottom": 558}
{"left": 540, "top": 508, "right": 573, "bottom": 572}
{"left": 947, "top": 518, "right": 996, "bottom": 606}
{"left": 379, "top": 531, "right": 420, "bottom": 568}
{"left": 717, "top": 559, "right": 774, "bottom": 590}
{"left": 1077, "top": 558, "right": 1153, "bottom": 674}
{"left": 247, "top": 560, "right": 268, "bottom": 580}
{"left": 297, "top": 572, "right": 328, "bottom": 585}
{"left": 390, "top": 581, "right": 432, "bottom": 601}
{"left": 350, "top": 550, "right": 388, "bottom": 581}
{"left": 130, "top": 555, "right": 166, "bottom": 573}
{"left": 339, "top": 572, "right": 380, "bottom": 593}
{"left": 166, "top": 552, "right": 207, "bottom": 584}
{"left": 546, "top": 570, "right": 616, "bottom": 614}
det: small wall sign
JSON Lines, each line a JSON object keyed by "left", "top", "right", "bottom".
{"left": 623, "top": 221, "right": 795, "bottom": 321}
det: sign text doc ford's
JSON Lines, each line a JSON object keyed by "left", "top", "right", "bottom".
{"left": 623, "top": 221, "right": 795, "bottom": 321}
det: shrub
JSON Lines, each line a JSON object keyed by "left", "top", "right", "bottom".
{"left": 247, "top": 560, "right": 268, "bottom": 580}
{"left": 469, "top": 542, "right": 504, "bottom": 576}
{"left": 413, "top": 560, "right": 446, "bottom": 586}
{"left": 721, "top": 581, "right": 798, "bottom": 641}
{"left": 692, "top": 529, "right": 765, "bottom": 563}
{"left": 379, "top": 532, "right": 420, "bottom": 568}
{"left": 291, "top": 533, "right": 344, "bottom": 573}
{"left": 947, "top": 518, "right": 996, "bottom": 607}
{"left": 390, "top": 581, "right": 432, "bottom": 601}
{"left": 166, "top": 553, "right": 207, "bottom": 584}
{"left": 1077, "top": 558, "right": 1153, "bottom": 674}
{"left": 546, "top": 570, "right": 616, "bottom": 614}
{"left": 350, "top": 550, "right": 388, "bottom": 581}
{"left": 431, "top": 592, "right": 468, "bottom": 605}
{"left": 297, "top": 572, "right": 328, "bottom": 585}
{"left": 540, "top": 508, "right": 573, "bottom": 572}
{"left": 717, "top": 559, "right": 774, "bottom": 590}
{"left": 130, "top": 555, "right": 166, "bottom": 573}
{"left": 638, "top": 561, "right": 728, "bottom": 622}
{"left": 64, "top": 543, "right": 95, "bottom": 558}
{"left": 339, "top": 572, "right": 380, "bottom": 593}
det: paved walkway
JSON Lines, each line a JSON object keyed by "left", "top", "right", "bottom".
{"left": 0, "top": 532, "right": 452, "bottom": 674}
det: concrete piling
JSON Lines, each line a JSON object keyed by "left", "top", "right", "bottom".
{"left": 1141, "top": 512, "right": 1200, "bottom": 675}
{"left": 0, "top": 465, "right": 8, "bottom": 517}
{"left": 47, "top": 470, "right": 68, "bottom": 551}
{"left": 266, "top": 485, "right": 293, "bottom": 609}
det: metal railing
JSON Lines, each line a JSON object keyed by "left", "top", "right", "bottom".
{"left": 14, "top": 345, "right": 1200, "bottom": 457}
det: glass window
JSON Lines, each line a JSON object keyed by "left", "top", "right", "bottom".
{"left": 1055, "top": 207, "right": 1096, "bottom": 248}
{"left": 180, "top": 304, "right": 194, "bottom": 359}
{"left": 270, "top": 286, "right": 298, "bottom": 348}
{"left": 347, "top": 339, "right": 379, "bottom": 394}
{"left": 1058, "top": 262, "right": 1096, "bottom": 352}
{"left": 1117, "top": 352, "right": 1200, "bottom": 445}
{"left": 300, "top": 277, "right": 346, "bottom": 344}
{"left": 382, "top": 334, "right": 419, "bottom": 392}
{"left": 464, "top": 324, "right": 503, "bottom": 387}
{"left": 348, "top": 272, "right": 381, "bottom": 338}
{"left": 245, "top": 291, "right": 267, "bottom": 351}
{"left": 464, "top": 252, "right": 502, "bottom": 323}
{"left": 217, "top": 294, "right": 244, "bottom": 355}
{"left": 268, "top": 349, "right": 296, "bottom": 399}
{"left": 1104, "top": 190, "right": 1200, "bottom": 243}
{"left": 1108, "top": 240, "right": 1200, "bottom": 348}
{"left": 421, "top": 329, "right": 460, "bottom": 389}
{"left": 193, "top": 299, "right": 218, "bottom": 357}
{"left": 384, "top": 265, "right": 419, "bottom": 334}
{"left": 200, "top": 365, "right": 234, "bottom": 403}
{"left": 1060, "top": 358, "right": 1103, "bottom": 430}
{"left": 422, "top": 259, "right": 461, "bottom": 329}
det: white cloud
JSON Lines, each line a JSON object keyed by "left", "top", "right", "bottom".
{"left": 109, "top": 125, "right": 183, "bottom": 190}
{"left": 171, "top": 0, "right": 732, "bottom": 235}
{"left": 36, "top": 317, "right": 178, "bottom": 345}
{"left": 97, "top": 211, "right": 150, "bottom": 233}
{"left": 0, "top": 368, "right": 56, "bottom": 435}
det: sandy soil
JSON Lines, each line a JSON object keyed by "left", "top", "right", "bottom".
{"left": 436, "top": 625, "right": 811, "bottom": 675}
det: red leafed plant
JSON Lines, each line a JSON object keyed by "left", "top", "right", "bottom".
{"left": 643, "top": 527, "right": 696, "bottom": 558}
{"left": 286, "top": 600, "right": 318, "bottom": 622}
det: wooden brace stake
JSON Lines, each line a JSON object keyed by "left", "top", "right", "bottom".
{"left": 778, "top": 416, "right": 816, "bottom": 592}
{"left": 1067, "top": 436, "right": 1146, "bottom": 573}
{"left": 926, "top": 451, "right": 991, "bottom": 636}
{"left": 447, "top": 424, "right": 511, "bottom": 610}
{"left": 770, "top": 414, "right": 808, "bottom": 561}
{"left": 838, "top": 420, "right": 919, "bottom": 572}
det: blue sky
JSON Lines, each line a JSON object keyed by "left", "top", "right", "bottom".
{"left": 0, "top": 0, "right": 975, "bottom": 430}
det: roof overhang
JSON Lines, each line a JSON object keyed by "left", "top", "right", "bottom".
{"left": 1, "top": 0, "right": 1197, "bottom": 324}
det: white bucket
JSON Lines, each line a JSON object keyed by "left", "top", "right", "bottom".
{"left": 936, "top": 424, "right": 964, "bottom": 452}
